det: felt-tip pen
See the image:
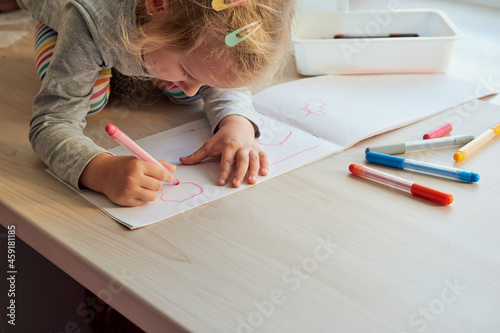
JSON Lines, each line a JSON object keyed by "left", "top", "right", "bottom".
{"left": 334, "top": 33, "right": 419, "bottom": 39}
{"left": 349, "top": 164, "right": 453, "bottom": 205}
{"left": 105, "top": 124, "right": 179, "bottom": 185}
{"left": 366, "top": 152, "right": 479, "bottom": 183}
{"left": 365, "top": 135, "right": 475, "bottom": 155}
{"left": 454, "top": 122, "right": 500, "bottom": 161}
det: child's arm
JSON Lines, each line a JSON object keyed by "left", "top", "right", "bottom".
{"left": 28, "top": 5, "right": 177, "bottom": 206}
{"left": 28, "top": 5, "right": 111, "bottom": 189}
{"left": 180, "top": 86, "right": 269, "bottom": 187}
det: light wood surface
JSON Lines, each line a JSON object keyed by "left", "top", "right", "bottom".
{"left": 1, "top": 1, "right": 499, "bottom": 332}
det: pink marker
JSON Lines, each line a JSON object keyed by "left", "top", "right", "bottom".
{"left": 423, "top": 123, "right": 452, "bottom": 140}
{"left": 105, "top": 124, "right": 179, "bottom": 185}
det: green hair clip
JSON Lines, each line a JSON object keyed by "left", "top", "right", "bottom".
{"left": 225, "top": 21, "right": 261, "bottom": 47}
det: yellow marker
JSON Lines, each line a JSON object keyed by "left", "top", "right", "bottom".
{"left": 454, "top": 122, "right": 500, "bottom": 161}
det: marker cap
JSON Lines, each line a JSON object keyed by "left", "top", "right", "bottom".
{"left": 492, "top": 122, "right": 500, "bottom": 136}
{"left": 105, "top": 123, "right": 117, "bottom": 137}
{"left": 459, "top": 171, "right": 480, "bottom": 183}
{"left": 453, "top": 151, "right": 465, "bottom": 162}
{"left": 423, "top": 123, "right": 452, "bottom": 140}
{"left": 410, "top": 183, "right": 453, "bottom": 205}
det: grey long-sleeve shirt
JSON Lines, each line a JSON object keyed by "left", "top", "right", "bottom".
{"left": 17, "top": 0, "right": 260, "bottom": 189}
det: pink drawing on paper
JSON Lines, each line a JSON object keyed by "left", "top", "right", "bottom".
{"left": 259, "top": 118, "right": 265, "bottom": 127}
{"left": 258, "top": 118, "right": 293, "bottom": 146}
{"left": 160, "top": 182, "right": 203, "bottom": 203}
{"left": 269, "top": 145, "right": 320, "bottom": 167}
{"left": 301, "top": 98, "right": 327, "bottom": 116}
{"left": 165, "top": 125, "right": 210, "bottom": 139}
{"left": 260, "top": 131, "right": 292, "bottom": 146}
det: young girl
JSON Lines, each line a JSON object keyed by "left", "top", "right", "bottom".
{"left": 6, "top": 0, "right": 294, "bottom": 207}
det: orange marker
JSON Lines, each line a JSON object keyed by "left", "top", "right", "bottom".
{"left": 349, "top": 164, "right": 453, "bottom": 205}
{"left": 454, "top": 122, "right": 500, "bottom": 161}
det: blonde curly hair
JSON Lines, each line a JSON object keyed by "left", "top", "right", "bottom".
{"left": 123, "top": 0, "right": 295, "bottom": 87}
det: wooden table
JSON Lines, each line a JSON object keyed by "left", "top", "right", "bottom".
{"left": 1, "top": 1, "right": 499, "bottom": 332}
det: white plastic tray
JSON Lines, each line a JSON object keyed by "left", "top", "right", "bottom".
{"left": 293, "top": 9, "right": 463, "bottom": 75}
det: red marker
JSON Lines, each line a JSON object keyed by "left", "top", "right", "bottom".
{"left": 105, "top": 124, "right": 179, "bottom": 185}
{"left": 349, "top": 164, "right": 453, "bottom": 205}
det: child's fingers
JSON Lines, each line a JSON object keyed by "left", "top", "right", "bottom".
{"left": 259, "top": 151, "right": 269, "bottom": 176}
{"left": 180, "top": 143, "right": 210, "bottom": 165}
{"left": 140, "top": 175, "right": 164, "bottom": 192}
{"left": 159, "top": 160, "right": 177, "bottom": 173}
{"left": 232, "top": 149, "right": 251, "bottom": 188}
{"left": 128, "top": 188, "right": 158, "bottom": 205}
{"left": 246, "top": 150, "right": 261, "bottom": 184}
{"left": 218, "top": 147, "right": 236, "bottom": 186}
{"left": 143, "top": 162, "right": 175, "bottom": 183}
{"left": 112, "top": 187, "right": 157, "bottom": 207}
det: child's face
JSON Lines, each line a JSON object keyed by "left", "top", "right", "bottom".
{"left": 144, "top": 44, "right": 238, "bottom": 95}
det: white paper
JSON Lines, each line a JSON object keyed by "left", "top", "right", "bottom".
{"left": 56, "top": 74, "right": 495, "bottom": 229}
{"left": 253, "top": 74, "right": 492, "bottom": 148}
{"left": 77, "top": 115, "right": 338, "bottom": 229}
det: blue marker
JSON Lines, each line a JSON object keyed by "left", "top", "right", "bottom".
{"left": 365, "top": 152, "right": 480, "bottom": 183}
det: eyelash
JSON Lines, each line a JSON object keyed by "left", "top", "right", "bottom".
{"left": 180, "top": 66, "right": 195, "bottom": 80}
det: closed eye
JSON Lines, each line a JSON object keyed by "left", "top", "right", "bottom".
{"left": 180, "top": 65, "right": 195, "bottom": 81}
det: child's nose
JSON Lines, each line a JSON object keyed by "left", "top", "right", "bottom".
{"left": 179, "top": 81, "right": 203, "bottom": 97}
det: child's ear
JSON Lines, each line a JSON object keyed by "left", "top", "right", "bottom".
{"left": 145, "top": 0, "right": 169, "bottom": 16}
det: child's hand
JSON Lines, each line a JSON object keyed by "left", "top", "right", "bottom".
{"left": 180, "top": 115, "right": 269, "bottom": 187}
{"left": 80, "top": 153, "right": 177, "bottom": 206}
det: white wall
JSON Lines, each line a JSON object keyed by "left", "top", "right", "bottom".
{"left": 457, "top": 0, "right": 500, "bottom": 9}
{"left": 296, "top": 0, "right": 349, "bottom": 12}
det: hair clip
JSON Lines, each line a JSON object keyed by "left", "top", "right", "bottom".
{"left": 212, "top": 0, "right": 247, "bottom": 12}
{"left": 225, "top": 21, "right": 261, "bottom": 47}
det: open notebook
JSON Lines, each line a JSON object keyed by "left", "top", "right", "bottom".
{"left": 52, "top": 74, "right": 495, "bottom": 228}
